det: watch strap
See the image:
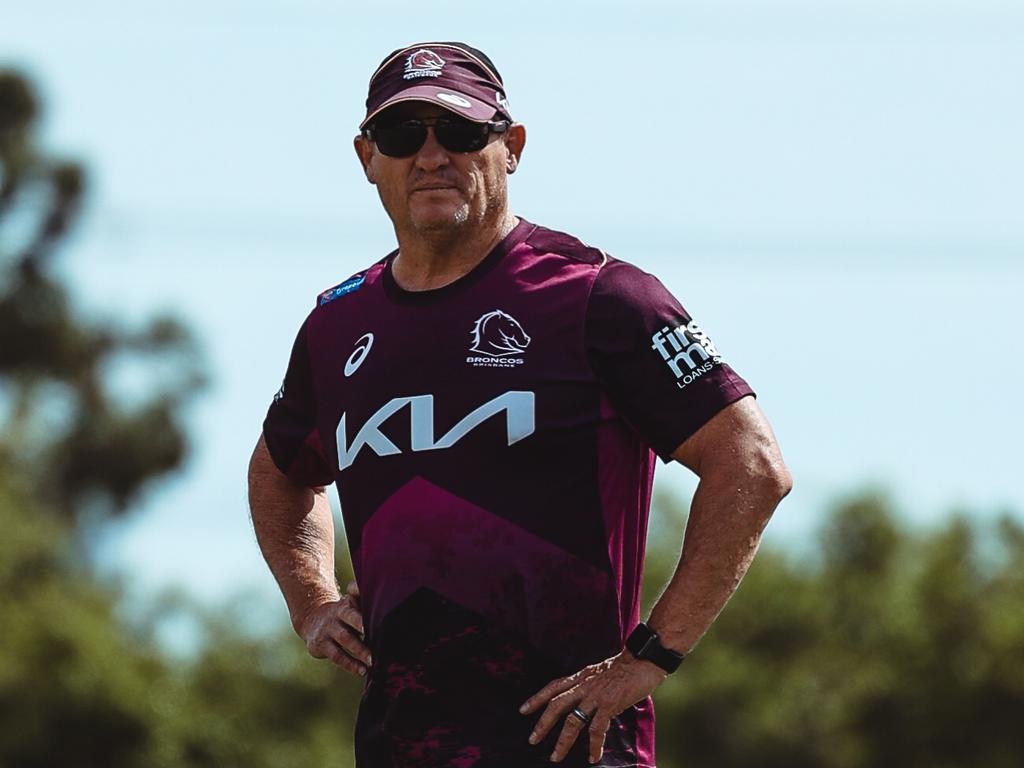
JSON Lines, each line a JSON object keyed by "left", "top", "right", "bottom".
{"left": 626, "top": 622, "right": 685, "bottom": 673}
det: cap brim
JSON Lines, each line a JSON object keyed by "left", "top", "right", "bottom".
{"left": 360, "top": 85, "right": 500, "bottom": 129}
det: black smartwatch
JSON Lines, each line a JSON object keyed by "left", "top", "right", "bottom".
{"left": 625, "top": 622, "right": 686, "bottom": 674}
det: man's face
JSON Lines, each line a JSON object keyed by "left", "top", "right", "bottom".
{"left": 354, "top": 102, "right": 525, "bottom": 238}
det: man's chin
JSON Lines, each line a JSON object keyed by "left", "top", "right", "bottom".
{"left": 410, "top": 204, "right": 472, "bottom": 233}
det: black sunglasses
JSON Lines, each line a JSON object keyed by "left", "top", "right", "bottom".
{"left": 364, "top": 116, "right": 510, "bottom": 158}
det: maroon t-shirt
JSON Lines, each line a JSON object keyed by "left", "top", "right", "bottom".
{"left": 263, "top": 218, "right": 753, "bottom": 768}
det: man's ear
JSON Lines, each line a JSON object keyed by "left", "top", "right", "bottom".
{"left": 353, "top": 134, "right": 377, "bottom": 184}
{"left": 505, "top": 123, "right": 526, "bottom": 174}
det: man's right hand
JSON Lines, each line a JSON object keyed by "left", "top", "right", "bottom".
{"left": 298, "top": 580, "right": 373, "bottom": 677}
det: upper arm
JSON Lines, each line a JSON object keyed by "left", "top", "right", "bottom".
{"left": 585, "top": 258, "right": 755, "bottom": 463}
{"left": 249, "top": 432, "right": 289, "bottom": 481}
{"left": 261, "top": 317, "right": 334, "bottom": 488}
{"left": 248, "top": 436, "right": 325, "bottom": 495}
{"left": 670, "top": 395, "right": 791, "bottom": 494}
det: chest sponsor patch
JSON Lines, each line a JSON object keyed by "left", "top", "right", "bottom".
{"left": 336, "top": 391, "right": 535, "bottom": 471}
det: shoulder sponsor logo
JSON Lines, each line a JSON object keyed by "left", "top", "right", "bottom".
{"left": 319, "top": 274, "right": 366, "bottom": 305}
{"left": 651, "top": 320, "right": 723, "bottom": 389}
{"left": 344, "top": 333, "right": 374, "bottom": 377}
{"left": 404, "top": 49, "right": 445, "bottom": 79}
{"left": 467, "top": 309, "right": 530, "bottom": 367}
{"left": 336, "top": 391, "right": 535, "bottom": 471}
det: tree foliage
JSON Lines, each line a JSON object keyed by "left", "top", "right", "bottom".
{"left": 644, "top": 491, "right": 1024, "bottom": 768}
{"left": 0, "top": 69, "right": 204, "bottom": 525}
{"left": 0, "top": 480, "right": 364, "bottom": 768}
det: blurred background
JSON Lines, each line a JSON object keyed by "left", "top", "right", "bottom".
{"left": 1, "top": 1, "right": 1021, "bottom": 766}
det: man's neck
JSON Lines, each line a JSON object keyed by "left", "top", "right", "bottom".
{"left": 391, "top": 213, "right": 519, "bottom": 292}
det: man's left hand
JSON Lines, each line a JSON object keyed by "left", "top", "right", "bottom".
{"left": 519, "top": 650, "right": 668, "bottom": 764}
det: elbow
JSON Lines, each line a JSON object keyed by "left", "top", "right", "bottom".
{"left": 742, "top": 458, "right": 791, "bottom": 533}
{"left": 768, "top": 462, "right": 794, "bottom": 502}
{"left": 746, "top": 446, "right": 793, "bottom": 506}
{"left": 703, "top": 449, "right": 793, "bottom": 506}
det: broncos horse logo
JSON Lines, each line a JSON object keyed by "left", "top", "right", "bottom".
{"left": 470, "top": 310, "right": 531, "bottom": 357}
{"left": 404, "top": 49, "right": 446, "bottom": 78}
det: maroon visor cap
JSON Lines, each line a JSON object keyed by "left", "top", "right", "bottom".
{"left": 360, "top": 41, "right": 513, "bottom": 130}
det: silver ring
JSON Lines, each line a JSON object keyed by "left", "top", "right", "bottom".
{"left": 569, "top": 706, "right": 593, "bottom": 725}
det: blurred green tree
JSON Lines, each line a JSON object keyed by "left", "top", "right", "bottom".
{"left": 0, "top": 68, "right": 362, "bottom": 768}
{"left": 644, "top": 491, "right": 1024, "bottom": 768}
{"left": 0, "top": 478, "right": 363, "bottom": 768}
{"left": 0, "top": 69, "right": 204, "bottom": 526}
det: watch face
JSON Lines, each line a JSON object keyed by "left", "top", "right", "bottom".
{"left": 627, "top": 623, "right": 655, "bottom": 655}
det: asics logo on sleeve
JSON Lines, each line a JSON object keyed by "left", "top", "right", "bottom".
{"left": 336, "top": 391, "right": 535, "bottom": 471}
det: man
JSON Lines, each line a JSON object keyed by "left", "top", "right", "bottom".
{"left": 248, "top": 41, "right": 791, "bottom": 768}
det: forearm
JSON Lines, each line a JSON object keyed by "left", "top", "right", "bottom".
{"left": 248, "top": 437, "right": 340, "bottom": 633}
{"left": 645, "top": 471, "right": 789, "bottom": 655}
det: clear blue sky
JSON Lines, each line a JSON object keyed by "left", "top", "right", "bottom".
{"left": 2, "top": 1, "right": 1021, "bottom": 611}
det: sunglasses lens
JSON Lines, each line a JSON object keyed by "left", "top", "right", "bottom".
{"left": 373, "top": 122, "right": 427, "bottom": 157}
{"left": 370, "top": 118, "right": 495, "bottom": 157}
{"left": 435, "top": 120, "right": 489, "bottom": 153}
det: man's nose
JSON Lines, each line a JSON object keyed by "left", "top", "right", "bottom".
{"left": 414, "top": 127, "right": 450, "bottom": 170}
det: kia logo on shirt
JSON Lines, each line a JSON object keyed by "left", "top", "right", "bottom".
{"left": 335, "top": 391, "right": 535, "bottom": 471}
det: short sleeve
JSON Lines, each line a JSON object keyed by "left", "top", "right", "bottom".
{"left": 585, "top": 258, "right": 755, "bottom": 463}
{"left": 262, "top": 317, "right": 334, "bottom": 487}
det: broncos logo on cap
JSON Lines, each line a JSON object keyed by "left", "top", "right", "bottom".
{"left": 470, "top": 310, "right": 531, "bottom": 357}
{"left": 404, "top": 49, "right": 446, "bottom": 79}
